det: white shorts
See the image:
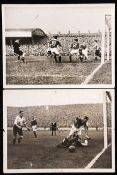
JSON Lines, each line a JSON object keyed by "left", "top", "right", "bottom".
{"left": 32, "top": 125, "right": 37, "bottom": 132}
{"left": 70, "top": 49, "right": 79, "bottom": 55}
{"left": 82, "top": 48, "right": 88, "bottom": 58}
{"left": 67, "top": 124, "right": 82, "bottom": 138}
{"left": 47, "top": 48, "right": 60, "bottom": 55}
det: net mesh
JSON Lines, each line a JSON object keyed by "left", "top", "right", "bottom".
{"left": 106, "top": 91, "right": 112, "bottom": 145}
{"left": 105, "top": 15, "right": 112, "bottom": 60}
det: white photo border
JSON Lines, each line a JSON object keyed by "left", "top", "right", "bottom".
{"left": 3, "top": 89, "right": 115, "bottom": 173}
{"left": 2, "top": 3, "right": 115, "bottom": 89}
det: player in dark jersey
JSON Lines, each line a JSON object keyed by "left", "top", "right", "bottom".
{"left": 51, "top": 122, "right": 57, "bottom": 136}
{"left": 57, "top": 116, "right": 89, "bottom": 148}
{"left": 69, "top": 38, "right": 79, "bottom": 62}
{"left": 31, "top": 117, "right": 38, "bottom": 138}
{"left": 13, "top": 39, "right": 25, "bottom": 62}
{"left": 47, "top": 35, "right": 62, "bottom": 63}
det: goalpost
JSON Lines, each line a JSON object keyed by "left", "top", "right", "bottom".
{"left": 101, "top": 14, "right": 112, "bottom": 64}
{"left": 103, "top": 91, "right": 112, "bottom": 149}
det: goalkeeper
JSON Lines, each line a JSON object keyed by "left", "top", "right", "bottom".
{"left": 13, "top": 110, "right": 30, "bottom": 145}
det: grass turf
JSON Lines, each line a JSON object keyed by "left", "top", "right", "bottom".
{"left": 6, "top": 56, "right": 100, "bottom": 85}
{"left": 89, "top": 61, "right": 112, "bottom": 84}
{"left": 7, "top": 130, "right": 111, "bottom": 169}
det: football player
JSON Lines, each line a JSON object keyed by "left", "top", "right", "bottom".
{"left": 67, "top": 116, "right": 89, "bottom": 139}
{"left": 47, "top": 35, "right": 62, "bottom": 63}
{"left": 57, "top": 131, "right": 88, "bottom": 148}
{"left": 69, "top": 38, "right": 80, "bottom": 62}
{"left": 79, "top": 41, "right": 89, "bottom": 61}
{"left": 91, "top": 40, "right": 101, "bottom": 60}
{"left": 51, "top": 121, "right": 57, "bottom": 136}
{"left": 31, "top": 116, "right": 38, "bottom": 138}
{"left": 13, "top": 39, "right": 25, "bottom": 62}
{"left": 13, "top": 110, "right": 30, "bottom": 144}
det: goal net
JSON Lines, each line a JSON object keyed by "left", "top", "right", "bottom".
{"left": 101, "top": 14, "right": 112, "bottom": 63}
{"left": 103, "top": 91, "right": 112, "bottom": 149}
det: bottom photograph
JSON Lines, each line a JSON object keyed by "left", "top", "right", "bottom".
{"left": 3, "top": 89, "right": 115, "bottom": 173}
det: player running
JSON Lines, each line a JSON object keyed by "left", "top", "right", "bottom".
{"left": 13, "top": 39, "right": 25, "bottom": 62}
{"left": 47, "top": 35, "right": 62, "bottom": 63}
{"left": 69, "top": 38, "right": 81, "bottom": 62}
{"left": 31, "top": 117, "right": 38, "bottom": 138}
{"left": 13, "top": 110, "right": 30, "bottom": 144}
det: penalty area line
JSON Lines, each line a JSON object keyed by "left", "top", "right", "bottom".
{"left": 85, "top": 143, "right": 111, "bottom": 169}
{"left": 81, "top": 61, "right": 107, "bottom": 84}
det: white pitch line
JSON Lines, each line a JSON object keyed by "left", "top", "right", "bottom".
{"left": 6, "top": 74, "right": 86, "bottom": 78}
{"left": 81, "top": 61, "right": 107, "bottom": 84}
{"left": 85, "top": 143, "right": 111, "bottom": 169}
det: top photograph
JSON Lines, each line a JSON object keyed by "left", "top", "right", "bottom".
{"left": 2, "top": 4, "right": 115, "bottom": 88}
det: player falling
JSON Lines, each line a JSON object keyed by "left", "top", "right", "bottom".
{"left": 57, "top": 116, "right": 90, "bottom": 148}
{"left": 13, "top": 39, "right": 25, "bottom": 62}
{"left": 47, "top": 35, "right": 62, "bottom": 63}
{"left": 13, "top": 110, "right": 30, "bottom": 144}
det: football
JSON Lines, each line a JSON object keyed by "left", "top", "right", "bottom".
{"left": 69, "top": 145, "right": 76, "bottom": 153}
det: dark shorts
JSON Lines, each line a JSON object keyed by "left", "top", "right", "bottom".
{"left": 52, "top": 127, "right": 56, "bottom": 131}
{"left": 95, "top": 50, "right": 101, "bottom": 57}
{"left": 14, "top": 50, "right": 23, "bottom": 56}
{"left": 13, "top": 125, "right": 23, "bottom": 136}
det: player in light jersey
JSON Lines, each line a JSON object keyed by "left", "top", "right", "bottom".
{"left": 91, "top": 40, "right": 101, "bottom": 60}
{"left": 13, "top": 110, "right": 30, "bottom": 144}
{"left": 47, "top": 35, "right": 62, "bottom": 63}
{"left": 31, "top": 117, "right": 38, "bottom": 138}
{"left": 80, "top": 41, "right": 89, "bottom": 61}
{"left": 69, "top": 38, "right": 79, "bottom": 62}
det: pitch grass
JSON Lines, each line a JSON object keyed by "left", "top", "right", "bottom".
{"left": 7, "top": 130, "right": 111, "bottom": 169}
{"left": 89, "top": 61, "right": 112, "bottom": 84}
{"left": 92, "top": 146, "right": 112, "bottom": 169}
{"left": 6, "top": 56, "right": 100, "bottom": 85}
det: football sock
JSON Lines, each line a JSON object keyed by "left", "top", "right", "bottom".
{"left": 13, "top": 138, "right": 16, "bottom": 144}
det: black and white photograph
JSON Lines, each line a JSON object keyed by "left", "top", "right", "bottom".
{"left": 2, "top": 4, "right": 115, "bottom": 88}
{"left": 3, "top": 89, "right": 115, "bottom": 173}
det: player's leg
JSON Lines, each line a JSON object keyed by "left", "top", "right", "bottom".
{"left": 85, "top": 126, "right": 91, "bottom": 139}
{"left": 81, "top": 139, "right": 88, "bottom": 146}
{"left": 55, "top": 129, "right": 56, "bottom": 135}
{"left": 52, "top": 128, "right": 53, "bottom": 136}
{"left": 69, "top": 50, "right": 73, "bottom": 63}
{"left": 20, "top": 51, "right": 25, "bottom": 63}
{"left": 13, "top": 125, "right": 17, "bottom": 144}
{"left": 17, "top": 128, "right": 23, "bottom": 143}
{"left": 95, "top": 50, "right": 98, "bottom": 60}
{"left": 82, "top": 48, "right": 89, "bottom": 60}
{"left": 67, "top": 124, "right": 78, "bottom": 139}
{"left": 32, "top": 125, "right": 37, "bottom": 138}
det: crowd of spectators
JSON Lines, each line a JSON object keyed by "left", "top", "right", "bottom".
{"left": 6, "top": 35, "right": 103, "bottom": 56}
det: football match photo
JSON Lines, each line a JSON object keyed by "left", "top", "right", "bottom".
{"left": 2, "top": 4, "right": 115, "bottom": 87}
{"left": 3, "top": 89, "right": 115, "bottom": 173}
